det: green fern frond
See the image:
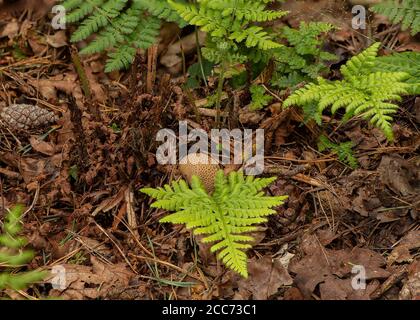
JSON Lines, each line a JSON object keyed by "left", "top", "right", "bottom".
{"left": 169, "top": 1, "right": 227, "bottom": 36}
{"left": 0, "top": 270, "right": 48, "bottom": 291}
{"left": 169, "top": 0, "right": 286, "bottom": 56}
{"left": 373, "top": 51, "right": 420, "bottom": 95}
{"left": 79, "top": 3, "right": 143, "bottom": 55}
{"left": 103, "top": 15, "right": 160, "bottom": 72}
{"left": 340, "top": 42, "right": 381, "bottom": 80}
{"left": 63, "top": 0, "right": 182, "bottom": 72}
{"left": 204, "top": 0, "right": 287, "bottom": 22}
{"left": 0, "top": 205, "right": 47, "bottom": 291}
{"left": 129, "top": 16, "right": 162, "bottom": 49}
{"left": 318, "top": 135, "right": 358, "bottom": 168}
{"left": 371, "top": 0, "right": 420, "bottom": 35}
{"left": 284, "top": 43, "right": 411, "bottom": 141}
{"left": 271, "top": 21, "right": 337, "bottom": 90}
{"left": 230, "top": 26, "right": 282, "bottom": 50}
{"left": 70, "top": 0, "right": 129, "bottom": 42}
{"left": 202, "top": 41, "right": 247, "bottom": 65}
{"left": 141, "top": 171, "right": 287, "bottom": 277}
{"left": 281, "top": 21, "right": 335, "bottom": 56}
{"left": 301, "top": 101, "right": 323, "bottom": 125}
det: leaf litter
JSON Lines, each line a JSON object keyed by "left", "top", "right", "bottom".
{"left": 0, "top": 0, "right": 418, "bottom": 300}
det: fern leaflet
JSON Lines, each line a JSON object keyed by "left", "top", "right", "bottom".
{"left": 373, "top": 51, "right": 420, "bottom": 95}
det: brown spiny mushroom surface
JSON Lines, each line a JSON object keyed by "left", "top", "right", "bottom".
{"left": 0, "top": 104, "right": 58, "bottom": 130}
{"left": 179, "top": 153, "right": 220, "bottom": 193}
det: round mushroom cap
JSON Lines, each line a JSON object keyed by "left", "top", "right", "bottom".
{"left": 179, "top": 153, "right": 220, "bottom": 193}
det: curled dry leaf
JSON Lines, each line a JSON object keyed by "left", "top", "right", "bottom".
{"left": 29, "top": 136, "right": 56, "bottom": 156}
{"left": 319, "top": 276, "right": 380, "bottom": 300}
{"left": 239, "top": 107, "right": 265, "bottom": 125}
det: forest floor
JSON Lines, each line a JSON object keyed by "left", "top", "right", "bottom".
{"left": 0, "top": 0, "right": 419, "bottom": 300}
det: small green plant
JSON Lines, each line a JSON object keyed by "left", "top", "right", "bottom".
{"left": 371, "top": 0, "right": 420, "bottom": 35}
{"left": 249, "top": 84, "right": 273, "bottom": 110}
{"left": 141, "top": 170, "right": 287, "bottom": 277}
{"left": 271, "top": 21, "right": 337, "bottom": 90}
{"left": 170, "top": 0, "right": 287, "bottom": 64}
{"left": 0, "top": 205, "right": 47, "bottom": 291}
{"left": 169, "top": 0, "right": 288, "bottom": 122}
{"left": 318, "top": 135, "right": 358, "bottom": 169}
{"left": 61, "top": 0, "right": 185, "bottom": 72}
{"left": 284, "top": 42, "right": 412, "bottom": 141}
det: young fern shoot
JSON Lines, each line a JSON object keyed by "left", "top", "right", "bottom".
{"left": 141, "top": 171, "right": 287, "bottom": 278}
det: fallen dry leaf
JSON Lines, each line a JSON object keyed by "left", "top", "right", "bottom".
{"left": 18, "top": 154, "right": 62, "bottom": 184}
{"left": 378, "top": 155, "right": 420, "bottom": 196}
{"left": 48, "top": 256, "right": 134, "bottom": 300}
{"left": 237, "top": 256, "right": 293, "bottom": 300}
{"left": 319, "top": 276, "right": 380, "bottom": 300}
{"left": 289, "top": 234, "right": 390, "bottom": 299}
{"left": 29, "top": 136, "right": 56, "bottom": 156}
{"left": 388, "top": 230, "right": 420, "bottom": 265}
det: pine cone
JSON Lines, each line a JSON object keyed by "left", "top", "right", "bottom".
{"left": 0, "top": 104, "right": 58, "bottom": 130}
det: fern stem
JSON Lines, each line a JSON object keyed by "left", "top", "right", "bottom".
{"left": 215, "top": 61, "right": 227, "bottom": 128}
{"left": 195, "top": 27, "right": 208, "bottom": 88}
{"left": 70, "top": 47, "right": 91, "bottom": 100}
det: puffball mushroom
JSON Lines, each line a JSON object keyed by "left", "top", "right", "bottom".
{"left": 179, "top": 153, "right": 220, "bottom": 193}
